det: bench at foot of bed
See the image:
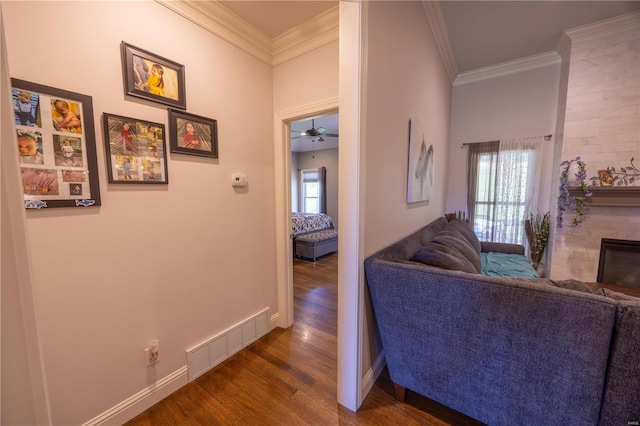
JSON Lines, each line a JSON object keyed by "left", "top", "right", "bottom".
{"left": 295, "top": 229, "right": 338, "bottom": 261}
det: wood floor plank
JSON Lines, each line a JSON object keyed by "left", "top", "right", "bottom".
{"left": 124, "top": 252, "right": 483, "bottom": 425}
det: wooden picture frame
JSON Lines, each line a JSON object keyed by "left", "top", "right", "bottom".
{"left": 168, "top": 109, "right": 218, "bottom": 158}
{"left": 11, "top": 78, "right": 101, "bottom": 209}
{"left": 121, "top": 42, "right": 186, "bottom": 109}
{"left": 103, "top": 113, "right": 169, "bottom": 184}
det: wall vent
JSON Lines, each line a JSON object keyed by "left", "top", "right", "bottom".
{"left": 186, "top": 308, "right": 270, "bottom": 382}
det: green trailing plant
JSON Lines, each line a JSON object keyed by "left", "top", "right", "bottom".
{"left": 525, "top": 211, "right": 550, "bottom": 269}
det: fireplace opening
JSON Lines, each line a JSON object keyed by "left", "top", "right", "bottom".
{"left": 597, "top": 238, "right": 640, "bottom": 289}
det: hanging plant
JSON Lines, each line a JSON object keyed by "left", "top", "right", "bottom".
{"left": 557, "top": 157, "right": 592, "bottom": 228}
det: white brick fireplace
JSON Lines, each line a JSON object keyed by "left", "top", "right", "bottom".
{"left": 550, "top": 12, "right": 640, "bottom": 283}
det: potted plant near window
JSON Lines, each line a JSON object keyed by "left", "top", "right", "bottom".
{"left": 525, "top": 211, "right": 550, "bottom": 272}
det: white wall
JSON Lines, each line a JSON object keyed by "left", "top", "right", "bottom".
{"left": 2, "top": 1, "right": 277, "bottom": 424}
{"left": 446, "top": 65, "right": 561, "bottom": 215}
{"left": 550, "top": 13, "right": 640, "bottom": 281}
{"left": 273, "top": 41, "right": 339, "bottom": 113}
{"left": 1, "top": 4, "right": 50, "bottom": 423}
{"left": 364, "top": 2, "right": 451, "bottom": 255}
{"left": 362, "top": 0, "right": 452, "bottom": 386}
{"left": 293, "top": 148, "right": 339, "bottom": 227}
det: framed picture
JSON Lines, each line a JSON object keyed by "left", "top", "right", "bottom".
{"left": 11, "top": 78, "right": 101, "bottom": 209}
{"left": 121, "top": 42, "right": 186, "bottom": 109}
{"left": 103, "top": 113, "right": 169, "bottom": 184}
{"left": 407, "top": 117, "right": 434, "bottom": 203}
{"left": 168, "top": 109, "right": 218, "bottom": 158}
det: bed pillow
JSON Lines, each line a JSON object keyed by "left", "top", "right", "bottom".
{"left": 411, "top": 241, "right": 478, "bottom": 274}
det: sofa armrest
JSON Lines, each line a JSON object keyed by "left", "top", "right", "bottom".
{"left": 481, "top": 241, "right": 525, "bottom": 255}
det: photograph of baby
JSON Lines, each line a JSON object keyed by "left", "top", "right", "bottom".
{"left": 17, "top": 130, "right": 44, "bottom": 165}
{"left": 132, "top": 56, "right": 180, "bottom": 102}
{"left": 116, "top": 156, "right": 139, "bottom": 181}
{"left": 21, "top": 168, "right": 59, "bottom": 196}
{"left": 53, "top": 135, "right": 83, "bottom": 167}
{"left": 169, "top": 109, "right": 218, "bottom": 159}
{"left": 176, "top": 118, "right": 213, "bottom": 152}
{"left": 70, "top": 183, "right": 83, "bottom": 196}
{"left": 103, "top": 112, "right": 168, "bottom": 184}
{"left": 141, "top": 157, "right": 160, "bottom": 181}
{"left": 51, "top": 98, "right": 82, "bottom": 133}
{"left": 13, "top": 89, "right": 40, "bottom": 127}
{"left": 62, "top": 169, "right": 87, "bottom": 183}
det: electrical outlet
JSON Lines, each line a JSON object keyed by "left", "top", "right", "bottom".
{"left": 145, "top": 340, "right": 159, "bottom": 367}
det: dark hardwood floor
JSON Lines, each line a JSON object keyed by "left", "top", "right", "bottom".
{"left": 124, "top": 252, "right": 481, "bottom": 425}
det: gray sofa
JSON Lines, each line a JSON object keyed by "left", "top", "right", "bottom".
{"left": 364, "top": 217, "right": 640, "bottom": 426}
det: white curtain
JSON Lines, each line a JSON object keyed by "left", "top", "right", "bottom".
{"left": 494, "top": 137, "right": 546, "bottom": 244}
{"left": 467, "top": 136, "right": 550, "bottom": 245}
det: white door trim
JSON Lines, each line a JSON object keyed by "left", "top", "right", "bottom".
{"left": 273, "top": 98, "right": 339, "bottom": 329}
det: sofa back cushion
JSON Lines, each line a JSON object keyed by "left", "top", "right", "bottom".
{"left": 446, "top": 218, "right": 481, "bottom": 253}
{"left": 411, "top": 240, "right": 479, "bottom": 274}
{"left": 410, "top": 220, "right": 482, "bottom": 273}
{"left": 369, "top": 217, "right": 448, "bottom": 263}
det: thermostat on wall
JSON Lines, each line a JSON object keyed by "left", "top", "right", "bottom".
{"left": 231, "top": 173, "right": 247, "bottom": 187}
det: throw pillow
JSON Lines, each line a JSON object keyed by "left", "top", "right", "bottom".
{"left": 411, "top": 241, "right": 478, "bottom": 274}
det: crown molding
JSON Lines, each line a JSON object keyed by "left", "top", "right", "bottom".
{"left": 556, "top": 32, "right": 572, "bottom": 60}
{"left": 422, "top": 1, "right": 458, "bottom": 84}
{"left": 564, "top": 10, "right": 640, "bottom": 44}
{"left": 272, "top": 6, "right": 339, "bottom": 66}
{"left": 454, "top": 51, "right": 561, "bottom": 86}
{"left": 156, "top": 1, "right": 339, "bottom": 67}
{"left": 155, "top": 0, "right": 274, "bottom": 65}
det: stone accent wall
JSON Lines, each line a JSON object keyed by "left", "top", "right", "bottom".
{"left": 550, "top": 13, "right": 640, "bottom": 282}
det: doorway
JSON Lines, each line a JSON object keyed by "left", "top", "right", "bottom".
{"left": 290, "top": 113, "right": 339, "bottom": 225}
{"left": 273, "top": 100, "right": 338, "bottom": 329}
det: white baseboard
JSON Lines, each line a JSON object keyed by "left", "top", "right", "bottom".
{"left": 362, "top": 352, "right": 386, "bottom": 398}
{"left": 84, "top": 308, "right": 276, "bottom": 426}
{"left": 82, "top": 366, "right": 188, "bottom": 426}
{"left": 270, "top": 312, "right": 279, "bottom": 330}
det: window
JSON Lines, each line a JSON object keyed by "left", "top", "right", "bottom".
{"left": 467, "top": 140, "right": 537, "bottom": 245}
{"left": 301, "top": 169, "right": 320, "bottom": 213}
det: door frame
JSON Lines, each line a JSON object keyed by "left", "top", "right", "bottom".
{"left": 273, "top": 98, "right": 339, "bottom": 329}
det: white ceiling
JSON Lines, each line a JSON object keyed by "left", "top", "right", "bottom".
{"left": 440, "top": 1, "right": 640, "bottom": 73}
{"left": 217, "top": 0, "right": 640, "bottom": 151}
{"left": 219, "top": 0, "right": 639, "bottom": 73}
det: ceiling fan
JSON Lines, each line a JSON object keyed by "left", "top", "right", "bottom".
{"left": 291, "top": 118, "right": 339, "bottom": 142}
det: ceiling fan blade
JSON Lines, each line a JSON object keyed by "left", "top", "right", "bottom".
{"left": 316, "top": 127, "right": 326, "bottom": 134}
{"left": 291, "top": 135, "right": 304, "bottom": 139}
{"left": 322, "top": 133, "right": 339, "bottom": 137}
{"left": 317, "top": 136, "right": 325, "bottom": 142}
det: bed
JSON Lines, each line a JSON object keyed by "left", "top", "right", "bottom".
{"left": 291, "top": 212, "right": 338, "bottom": 261}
